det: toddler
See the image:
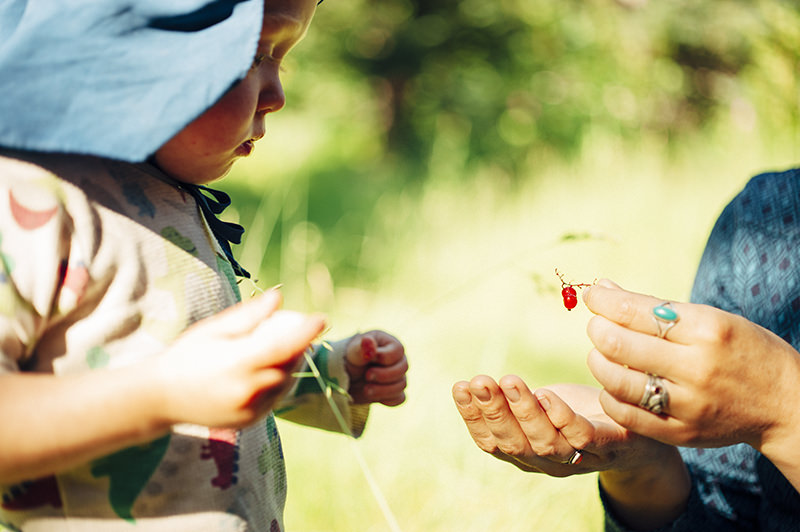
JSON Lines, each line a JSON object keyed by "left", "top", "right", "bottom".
{"left": 0, "top": 1, "right": 408, "bottom": 530}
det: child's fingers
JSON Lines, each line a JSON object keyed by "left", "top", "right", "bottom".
{"left": 246, "top": 311, "right": 326, "bottom": 368}
{"left": 498, "top": 376, "right": 577, "bottom": 462}
{"left": 533, "top": 388, "right": 596, "bottom": 453}
{"left": 373, "top": 334, "right": 405, "bottom": 365}
{"left": 346, "top": 334, "right": 377, "bottom": 368}
{"left": 197, "top": 289, "right": 283, "bottom": 337}
{"left": 347, "top": 331, "right": 405, "bottom": 366}
{"left": 365, "top": 379, "right": 407, "bottom": 404}
{"left": 378, "top": 391, "right": 406, "bottom": 407}
{"left": 364, "top": 358, "right": 408, "bottom": 384}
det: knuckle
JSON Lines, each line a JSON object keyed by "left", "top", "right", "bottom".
{"left": 397, "top": 358, "right": 409, "bottom": 373}
{"left": 617, "top": 298, "right": 638, "bottom": 327}
{"left": 588, "top": 321, "right": 625, "bottom": 363}
{"left": 611, "top": 406, "right": 639, "bottom": 430}
{"left": 603, "top": 372, "right": 638, "bottom": 402}
{"left": 396, "top": 376, "right": 408, "bottom": 390}
{"left": 458, "top": 408, "right": 483, "bottom": 424}
{"left": 704, "top": 317, "right": 733, "bottom": 345}
{"left": 496, "top": 441, "right": 527, "bottom": 457}
{"left": 568, "top": 433, "right": 592, "bottom": 451}
{"left": 475, "top": 439, "right": 499, "bottom": 455}
{"left": 481, "top": 407, "right": 507, "bottom": 423}
{"left": 603, "top": 333, "right": 625, "bottom": 362}
{"left": 530, "top": 442, "right": 558, "bottom": 457}
{"left": 547, "top": 410, "right": 573, "bottom": 431}
{"left": 512, "top": 409, "right": 538, "bottom": 425}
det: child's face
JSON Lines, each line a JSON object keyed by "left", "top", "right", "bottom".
{"left": 153, "top": 0, "right": 318, "bottom": 184}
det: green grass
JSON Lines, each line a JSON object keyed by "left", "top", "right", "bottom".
{"left": 224, "top": 122, "right": 797, "bottom": 530}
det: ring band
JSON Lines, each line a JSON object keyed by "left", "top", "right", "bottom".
{"left": 639, "top": 374, "right": 669, "bottom": 415}
{"left": 562, "top": 449, "right": 583, "bottom": 465}
{"left": 652, "top": 302, "right": 679, "bottom": 339}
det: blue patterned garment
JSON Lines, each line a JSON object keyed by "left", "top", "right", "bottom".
{"left": 602, "top": 169, "right": 800, "bottom": 531}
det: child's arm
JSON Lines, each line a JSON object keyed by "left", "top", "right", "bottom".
{"left": 275, "top": 330, "right": 407, "bottom": 436}
{"left": 0, "top": 290, "right": 324, "bottom": 484}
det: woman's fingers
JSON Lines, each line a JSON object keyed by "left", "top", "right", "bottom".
{"left": 531, "top": 387, "right": 596, "bottom": 454}
{"left": 584, "top": 281, "right": 696, "bottom": 346}
{"left": 587, "top": 348, "right": 691, "bottom": 417}
{"left": 452, "top": 380, "right": 499, "bottom": 453}
{"left": 586, "top": 315, "right": 687, "bottom": 377}
{"left": 597, "top": 387, "right": 690, "bottom": 444}
{"left": 465, "top": 376, "right": 535, "bottom": 458}
{"left": 497, "top": 376, "right": 580, "bottom": 461}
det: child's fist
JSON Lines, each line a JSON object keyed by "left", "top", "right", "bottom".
{"left": 345, "top": 331, "right": 407, "bottom": 406}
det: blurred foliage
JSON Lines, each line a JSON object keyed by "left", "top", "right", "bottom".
{"left": 228, "top": 0, "right": 800, "bottom": 293}
{"left": 224, "top": 4, "right": 800, "bottom": 529}
{"left": 295, "top": 0, "right": 800, "bottom": 177}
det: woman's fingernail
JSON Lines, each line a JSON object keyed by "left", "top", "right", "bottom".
{"left": 535, "top": 392, "right": 551, "bottom": 411}
{"left": 473, "top": 386, "right": 491, "bottom": 402}
{"left": 453, "top": 388, "right": 472, "bottom": 406}
{"left": 502, "top": 385, "right": 520, "bottom": 402}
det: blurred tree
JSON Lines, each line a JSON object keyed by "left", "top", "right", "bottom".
{"left": 299, "top": 0, "right": 799, "bottom": 180}
{"left": 228, "top": 0, "right": 800, "bottom": 292}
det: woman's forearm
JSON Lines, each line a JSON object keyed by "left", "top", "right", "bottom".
{"left": 599, "top": 447, "right": 691, "bottom": 531}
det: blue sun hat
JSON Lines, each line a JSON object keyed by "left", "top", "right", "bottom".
{"left": 0, "top": 0, "right": 263, "bottom": 162}
{"left": 0, "top": 0, "right": 264, "bottom": 278}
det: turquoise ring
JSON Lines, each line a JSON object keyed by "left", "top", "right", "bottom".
{"left": 652, "top": 302, "right": 679, "bottom": 339}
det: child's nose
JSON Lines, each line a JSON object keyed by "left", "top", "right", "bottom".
{"left": 257, "top": 80, "right": 285, "bottom": 114}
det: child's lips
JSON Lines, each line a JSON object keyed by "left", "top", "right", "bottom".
{"left": 236, "top": 140, "right": 254, "bottom": 156}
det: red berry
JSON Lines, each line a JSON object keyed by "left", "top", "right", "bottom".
{"left": 563, "top": 294, "right": 578, "bottom": 310}
{"left": 561, "top": 286, "right": 577, "bottom": 298}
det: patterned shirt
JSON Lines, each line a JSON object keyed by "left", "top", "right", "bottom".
{"left": 0, "top": 150, "right": 367, "bottom": 532}
{"left": 603, "top": 169, "right": 800, "bottom": 531}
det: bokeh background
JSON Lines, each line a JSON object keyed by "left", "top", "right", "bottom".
{"left": 223, "top": 1, "right": 800, "bottom": 530}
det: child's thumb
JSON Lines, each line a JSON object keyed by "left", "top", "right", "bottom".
{"left": 346, "top": 334, "right": 377, "bottom": 369}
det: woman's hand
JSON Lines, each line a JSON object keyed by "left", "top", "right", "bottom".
{"left": 344, "top": 330, "right": 408, "bottom": 406}
{"left": 583, "top": 279, "right": 800, "bottom": 485}
{"left": 155, "top": 290, "right": 325, "bottom": 428}
{"left": 452, "top": 376, "right": 691, "bottom": 529}
{"left": 451, "top": 376, "right": 675, "bottom": 476}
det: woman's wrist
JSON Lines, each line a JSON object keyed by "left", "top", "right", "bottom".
{"left": 756, "top": 351, "right": 800, "bottom": 492}
{"left": 599, "top": 446, "right": 690, "bottom": 531}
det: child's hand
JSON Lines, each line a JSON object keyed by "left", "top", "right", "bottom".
{"left": 344, "top": 331, "right": 407, "bottom": 406}
{"left": 154, "top": 290, "right": 325, "bottom": 429}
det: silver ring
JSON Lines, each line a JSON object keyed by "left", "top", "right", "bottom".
{"left": 639, "top": 374, "right": 669, "bottom": 415}
{"left": 652, "top": 301, "right": 679, "bottom": 339}
{"left": 561, "top": 449, "right": 583, "bottom": 465}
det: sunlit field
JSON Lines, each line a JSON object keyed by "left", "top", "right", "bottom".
{"left": 214, "top": 3, "right": 800, "bottom": 529}
{"left": 223, "top": 114, "right": 798, "bottom": 530}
